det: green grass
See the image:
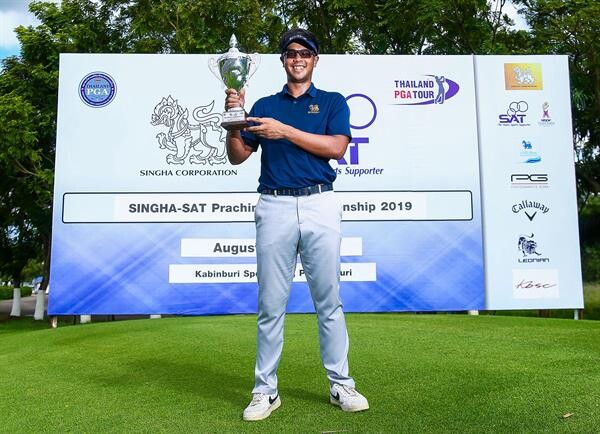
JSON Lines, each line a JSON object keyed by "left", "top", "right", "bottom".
{"left": 1, "top": 314, "right": 599, "bottom": 433}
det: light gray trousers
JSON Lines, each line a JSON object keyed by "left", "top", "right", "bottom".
{"left": 252, "top": 191, "right": 355, "bottom": 395}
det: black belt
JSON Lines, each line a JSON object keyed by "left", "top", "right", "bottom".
{"left": 261, "top": 184, "right": 333, "bottom": 197}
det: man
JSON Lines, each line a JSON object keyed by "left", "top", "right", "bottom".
{"left": 225, "top": 28, "right": 369, "bottom": 422}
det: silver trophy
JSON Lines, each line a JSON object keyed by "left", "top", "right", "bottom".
{"left": 209, "top": 34, "right": 260, "bottom": 130}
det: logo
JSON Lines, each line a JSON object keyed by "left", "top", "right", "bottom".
{"left": 504, "top": 63, "right": 543, "bottom": 90}
{"left": 269, "top": 394, "right": 279, "bottom": 405}
{"left": 79, "top": 72, "right": 117, "bottom": 107}
{"left": 308, "top": 104, "right": 320, "bottom": 114}
{"left": 512, "top": 269, "right": 559, "bottom": 299}
{"left": 517, "top": 233, "right": 550, "bottom": 263}
{"left": 519, "top": 140, "right": 541, "bottom": 164}
{"left": 392, "top": 75, "right": 459, "bottom": 105}
{"left": 538, "top": 101, "right": 555, "bottom": 127}
{"left": 512, "top": 200, "right": 550, "bottom": 221}
{"left": 498, "top": 101, "right": 530, "bottom": 126}
{"left": 510, "top": 173, "right": 548, "bottom": 188}
{"left": 150, "top": 96, "right": 227, "bottom": 165}
{"left": 335, "top": 93, "right": 384, "bottom": 178}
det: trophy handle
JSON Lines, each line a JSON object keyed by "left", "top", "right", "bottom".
{"left": 247, "top": 53, "right": 261, "bottom": 82}
{"left": 208, "top": 58, "right": 223, "bottom": 85}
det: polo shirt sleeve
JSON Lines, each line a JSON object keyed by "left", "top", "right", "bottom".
{"left": 240, "top": 103, "right": 259, "bottom": 151}
{"left": 326, "top": 93, "right": 352, "bottom": 139}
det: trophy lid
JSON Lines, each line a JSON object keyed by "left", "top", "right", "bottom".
{"left": 218, "top": 34, "right": 243, "bottom": 60}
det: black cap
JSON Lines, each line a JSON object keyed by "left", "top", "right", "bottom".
{"left": 279, "top": 28, "right": 319, "bottom": 55}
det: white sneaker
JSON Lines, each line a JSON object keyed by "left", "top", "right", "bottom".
{"left": 330, "top": 383, "right": 369, "bottom": 412}
{"left": 242, "top": 392, "right": 281, "bottom": 421}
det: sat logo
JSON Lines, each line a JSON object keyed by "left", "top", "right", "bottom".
{"left": 498, "top": 101, "right": 529, "bottom": 126}
{"left": 339, "top": 94, "right": 377, "bottom": 165}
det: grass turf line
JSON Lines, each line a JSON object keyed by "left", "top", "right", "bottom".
{"left": 1, "top": 314, "right": 599, "bottom": 433}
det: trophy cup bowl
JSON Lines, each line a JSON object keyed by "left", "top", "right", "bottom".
{"left": 209, "top": 35, "right": 260, "bottom": 130}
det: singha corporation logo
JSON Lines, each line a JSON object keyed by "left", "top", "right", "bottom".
{"left": 151, "top": 96, "right": 227, "bottom": 165}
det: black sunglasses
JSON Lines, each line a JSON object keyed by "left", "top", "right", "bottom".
{"left": 284, "top": 49, "right": 315, "bottom": 59}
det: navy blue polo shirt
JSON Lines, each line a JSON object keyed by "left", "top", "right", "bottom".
{"left": 241, "top": 83, "right": 351, "bottom": 191}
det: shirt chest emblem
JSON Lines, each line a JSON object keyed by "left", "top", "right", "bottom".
{"left": 308, "top": 104, "right": 320, "bottom": 114}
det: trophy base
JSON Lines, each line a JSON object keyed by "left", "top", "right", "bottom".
{"left": 221, "top": 110, "right": 248, "bottom": 131}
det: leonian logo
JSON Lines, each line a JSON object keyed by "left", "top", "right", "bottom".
{"left": 392, "top": 75, "right": 459, "bottom": 105}
{"left": 504, "top": 63, "right": 543, "bottom": 90}
{"left": 519, "top": 140, "right": 541, "bottom": 164}
{"left": 150, "top": 96, "right": 227, "bottom": 166}
{"left": 510, "top": 173, "right": 548, "bottom": 188}
{"left": 498, "top": 101, "right": 530, "bottom": 126}
{"left": 79, "top": 72, "right": 117, "bottom": 107}
{"left": 538, "top": 101, "right": 555, "bottom": 127}
{"left": 517, "top": 233, "right": 550, "bottom": 263}
{"left": 512, "top": 200, "right": 550, "bottom": 221}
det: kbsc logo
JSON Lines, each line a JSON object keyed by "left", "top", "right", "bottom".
{"left": 498, "top": 101, "right": 530, "bottom": 126}
{"left": 512, "top": 269, "right": 559, "bottom": 299}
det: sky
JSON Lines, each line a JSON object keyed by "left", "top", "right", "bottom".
{"left": 0, "top": 0, "right": 529, "bottom": 62}
{"left": 0, "top": 0, "right": 43, "bottom": 59}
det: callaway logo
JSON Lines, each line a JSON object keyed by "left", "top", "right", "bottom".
{"left": 512, "top": 200, "right": 549, "bottom": 221}
{"left": 269, "top": 394, "right": 278, "bottom": 405}
{"left": 525, "top": 211, "right": 537, "bottom": 221}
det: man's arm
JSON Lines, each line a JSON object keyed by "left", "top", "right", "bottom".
{"left": 226, "top": 130, "right": 254, "bottom": 165}
{"left": 245, "top": 117, "right": 349, "bottom": 160}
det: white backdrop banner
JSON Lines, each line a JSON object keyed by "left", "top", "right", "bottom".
{"left": 48, "top": 53, "right": 582, "bottom": 314}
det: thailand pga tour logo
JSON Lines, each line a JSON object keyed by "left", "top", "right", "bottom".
{"left": 79, "top": 72, "right": 117, "bottom": 107}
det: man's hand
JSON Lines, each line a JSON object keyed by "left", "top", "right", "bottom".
{"left": 245, "top": 117, "right": 290, "bottom": 140}
{"left": 225, "top": 88, "right": 245, "bottom": 111}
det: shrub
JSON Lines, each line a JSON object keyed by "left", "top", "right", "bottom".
{"left": 582, "top": 243, "right": 600, "bottom": 282}
{"left": 0, "top": 286, "right": 32, "bottom": 300}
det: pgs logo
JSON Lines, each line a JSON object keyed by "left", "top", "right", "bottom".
{"left": 392, "top": 75, "right": 460, "bottom": 105}
{"left": 504, "top": 63, "right": 543, "bottom": 90}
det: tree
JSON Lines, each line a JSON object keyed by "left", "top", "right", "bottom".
{"left": 516, "top": 0, "right": 600, "bottom": 209}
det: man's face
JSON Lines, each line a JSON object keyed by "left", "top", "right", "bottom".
{"left": 282, "top": 42, "right": 318, "bottom": 84}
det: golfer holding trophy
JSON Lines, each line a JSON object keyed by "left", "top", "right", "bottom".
{"left": 211, "top": 29, "right": 369, "bottom": 421}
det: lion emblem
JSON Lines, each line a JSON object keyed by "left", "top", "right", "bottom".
{"left": 151, "top": 96, "right": 227, "bottom": 165}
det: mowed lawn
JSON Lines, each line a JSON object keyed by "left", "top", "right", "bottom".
{"left": 1, "top": 314, "right": 599, "bottom": 433}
